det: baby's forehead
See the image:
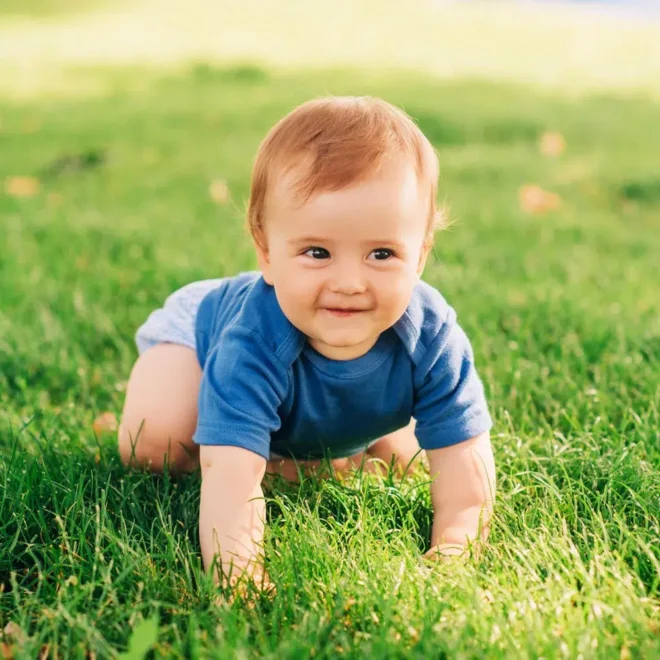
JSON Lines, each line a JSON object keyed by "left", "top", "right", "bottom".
{"left": 266, "top": 160, "right": 428, "bottom": 241}
{"left": 269, "top": 155, "right": 425, "bottom": 210}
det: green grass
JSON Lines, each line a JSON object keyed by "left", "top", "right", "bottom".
{"left": 1, "top": 7, "right": 660, "bottom": 657}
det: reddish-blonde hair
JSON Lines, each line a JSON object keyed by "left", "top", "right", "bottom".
{"left": 247, "top": 96, "right": 442, "bottom": 249}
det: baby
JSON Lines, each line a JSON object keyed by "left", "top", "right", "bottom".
{"left": 118, "top": 96, "right": 496, "bottom": 588}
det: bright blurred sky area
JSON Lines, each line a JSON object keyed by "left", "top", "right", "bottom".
{"left": 1, "top": 0, "right": 659, "bottom": 98}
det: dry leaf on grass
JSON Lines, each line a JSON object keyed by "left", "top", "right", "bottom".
{"left": 209, "top": 179, "right": 230, "bottom": 204}
{"left": 539, "top": 131, "right": 566, "bottom": 157}
{"left": 22, "top": 118, "right": 41, "bottom": 134}
{"left": 519, "top": 184, "right": 562, "bottom": 214}
{"left": 47, "top": 192, "right": 63, "bottom": 207}
{"left": 93, "top": 412, "right": 118, "bottom": 434}
{"left": 2, "top": 623, "right": 24, "bottom": 641}
{"left": 5, "top": 176, "right": 39, "bottom": 198}
{"left": 1, "top": 622, "right": 26, "bottom": 660}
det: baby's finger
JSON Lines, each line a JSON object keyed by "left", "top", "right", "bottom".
{"left": 422, "top": 544, "right": 466, "bottom": 562}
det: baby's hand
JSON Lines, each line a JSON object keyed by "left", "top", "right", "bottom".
{"left": 422, "top": 543, "right": 468, "bottom": 562}
{"left": 214, "top": 568, "right": 276, "bottom": 608}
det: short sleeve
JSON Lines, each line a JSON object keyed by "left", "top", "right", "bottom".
{"left": 193, "top": 327, "right": 290, "bottom": 460}
{"left": 413, "top": 321, "right": 492, "bottom": 450}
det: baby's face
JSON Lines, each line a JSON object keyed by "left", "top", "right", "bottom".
{"left": 256, "top": 159, "right": 429, "bottom": 360}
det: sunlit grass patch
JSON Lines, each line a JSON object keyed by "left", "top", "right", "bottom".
{"left": 1, "top": 0, "right": 660, "bottom": 99}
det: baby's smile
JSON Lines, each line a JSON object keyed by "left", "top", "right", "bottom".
{"left": 320, "top": 301, "right": 372, "bottom": 317}
{"left": 323, "top": 308, "right": 363, "bottom": 317}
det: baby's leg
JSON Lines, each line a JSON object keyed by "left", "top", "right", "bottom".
{"left": 119, "top": 345, "right": 349, "bottom": 480}
{"left": 265, "top": 455, "right": 359, "bottom": 482}
{"left": 363, "top": 419, "right": 426, "bottom": 475}
{"left": 118, "top": 343, "right": 202, "bottom": 474}
{"left": 265, "top": 421, "right": 424, "bottom": 482}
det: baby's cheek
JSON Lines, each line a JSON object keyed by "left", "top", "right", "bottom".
{"left": 295, "top": 273, "right": 323, "bottom": 299}
{"left": 383, "top": 278, "right": 416, "bottom": 315}
{"left": 281, "top": 282, "right": 318, "bottom": 319}
{"left": 382, "top": 271, "right": 413, "bottom": 298}
{"left": 290, "top": 279, "right": 317, "bottom": 304}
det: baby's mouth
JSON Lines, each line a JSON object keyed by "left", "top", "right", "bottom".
{"left": 323, "top": 307, "right": 366, "bottom": 317}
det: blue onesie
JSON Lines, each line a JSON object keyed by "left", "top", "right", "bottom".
{"left": 190, "top": 272, "right": 492, "bottom": 461}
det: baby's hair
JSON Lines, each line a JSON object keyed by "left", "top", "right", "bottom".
{"left": 247, "top": 96, "right": 444, "bottom": 250}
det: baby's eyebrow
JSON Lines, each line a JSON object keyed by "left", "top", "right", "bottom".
{"left": 288, "top": 237, "right": 407, "bottom": 250}
{"left": 364, "top": 239, "right": 407, "bottom": 250}
{"left": 288, "top": 236, "right": 329, "bottom": 245}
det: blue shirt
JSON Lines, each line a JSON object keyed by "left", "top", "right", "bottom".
{"left": 193, "top": 272, "right": 492, "bottom": 460}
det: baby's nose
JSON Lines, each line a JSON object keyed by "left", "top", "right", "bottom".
{"left": 329, "top": 267, "right": 367, "bottom": 295}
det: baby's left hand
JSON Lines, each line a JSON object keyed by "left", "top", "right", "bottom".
{"left": 422, "top": 543, "right": 467, "bottom": 562}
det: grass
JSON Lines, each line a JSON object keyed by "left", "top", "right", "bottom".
{"left": 1, "top": 2, "right": 660, "bottom": 658}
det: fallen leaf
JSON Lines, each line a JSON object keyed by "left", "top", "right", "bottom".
{"left": 2, "top": 623, "right": 24, "bottom": 641}
{"left": 22, "top": 118, "right": 41, "bottom": 134}
{"left": 209, "top": 179, "right": 230, "bottom": 204}
{"left": 47, "top": 192, "right": 63, "bottom": 207}
{"left": 93, "top": 412, "right": 118, "bottom": 434}
{"left": 1, "top": 621, "right": 24, "bottom": 658}
{"left": 5, "top": 176, "right": 39, "bottom": 198}
{"left": 519, "top": 184, "right": 562, "bottom": 214}
{"left": 539, "top": 131, "right": 566, "bottom": 157}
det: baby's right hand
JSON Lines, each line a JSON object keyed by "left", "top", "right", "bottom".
{"left": 199, "top": 445, "right": 269, "bottom": 591}
{"left": 214, "top": 566, "right": 276, "bottom": 607}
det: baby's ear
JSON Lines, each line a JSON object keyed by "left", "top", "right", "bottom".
{"left": 253, "top": 229, "right": 274, "bottom": 284}
{"left": 417, "top": 241, "right": 431, "bottom": 277}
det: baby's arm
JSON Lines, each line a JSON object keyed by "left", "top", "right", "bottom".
{"left": 199, "top": 445, "right": 268, "bottom": 585}
{"left": 194, "top": 325, "right": 290, "bottom": 588}
{"left": 425, "top": 431, "right": 495, "bottom": 558}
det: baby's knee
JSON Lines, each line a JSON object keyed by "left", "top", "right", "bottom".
{"left": 117, "top": 416, "right": 147, "bottom": 467}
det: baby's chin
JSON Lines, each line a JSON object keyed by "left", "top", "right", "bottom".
{"left": 306, "top": 332, "right": 380, "bottom": 359}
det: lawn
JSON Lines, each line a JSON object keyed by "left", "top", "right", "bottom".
{"left": 1, "top": 1, "right": 659, "bottom": 658}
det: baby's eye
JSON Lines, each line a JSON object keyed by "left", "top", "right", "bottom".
{"left": 368, "top": 248, "right": 394, "bottom": 261}
{"left": 303, "top": 246, "right": 331, "bottom": 260}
